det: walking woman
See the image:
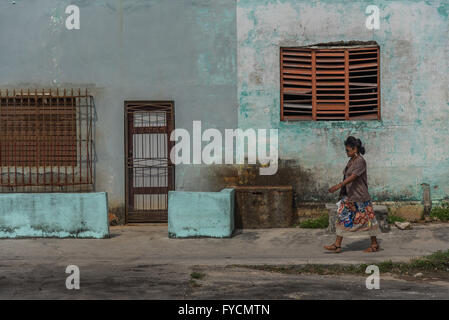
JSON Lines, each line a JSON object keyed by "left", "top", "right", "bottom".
{"left": 325, "top": 136, "right": 380, "bottom": 253}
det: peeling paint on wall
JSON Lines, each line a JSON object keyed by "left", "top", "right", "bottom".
{"left": 237, "top": 0, "right": 449, "bottom": 201}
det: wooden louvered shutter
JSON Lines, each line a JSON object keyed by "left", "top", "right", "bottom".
{"left": 348, "top": 46, "right": 380, "bottom": 120}
{"left": 280, "top": 48, "right": 313, "bottom": 120}
{"left": 281, "top": 45, "right": 380, "bottom": 121}
{"left": 315, "top": 49, "right": 346, "bottom": 120}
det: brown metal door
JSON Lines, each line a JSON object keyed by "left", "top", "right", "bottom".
{"left": 125, "top": 101, "right": 174, "bottom": 223}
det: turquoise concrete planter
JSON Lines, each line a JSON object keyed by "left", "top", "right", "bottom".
{"left": 0, "top": 192, "right": 109, "bottom": 239}
{"left": 168, "top": 188, "right": 235, "bottom": 238}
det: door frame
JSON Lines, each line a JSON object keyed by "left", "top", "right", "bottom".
{"left": 124, "top": 100, "right": 175, "bottom": 224}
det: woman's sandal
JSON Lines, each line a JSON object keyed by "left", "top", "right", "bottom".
{"left": 323, "top": 244, "right": 342, "bottom": 253}
{"left": 363, "top": 244, "right": 380, "bottom": 253}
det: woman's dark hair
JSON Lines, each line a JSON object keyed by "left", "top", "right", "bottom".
{"left": 345, "top": 136, "right": 365, "bottom": 155}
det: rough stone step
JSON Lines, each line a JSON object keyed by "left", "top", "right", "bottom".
{"left": 325, "top": 203, "right": 390, "bottom": 234}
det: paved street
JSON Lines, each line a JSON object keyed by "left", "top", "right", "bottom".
{"left": 1, "top": 223, "right": 448, "bottom": 299}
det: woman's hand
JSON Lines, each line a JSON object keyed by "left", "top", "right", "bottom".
{"left": 328, "top": 183, "right": 342, "bottom": 193}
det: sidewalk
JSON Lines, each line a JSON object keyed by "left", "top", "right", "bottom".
{"left": 1, "top": 223, "right": 448, "bottom": 299}
{"left": 1, "top": 222, "right": 448, "bottom": 266}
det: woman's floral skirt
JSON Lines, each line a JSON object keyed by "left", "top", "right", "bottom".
{"left": 335, "top": 196, "right": 380, "bottom": 237}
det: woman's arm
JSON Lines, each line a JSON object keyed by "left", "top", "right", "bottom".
{"left": 328, "top": 173, "right": 358, "bottom": 193}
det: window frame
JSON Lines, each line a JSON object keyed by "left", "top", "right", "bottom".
{"left": 280, "top": 45, "right": 380, "bottom": 121}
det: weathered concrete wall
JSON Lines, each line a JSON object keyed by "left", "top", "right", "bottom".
{"left": 237, "top": 0, "right": 449, "bottom": 202}
{"left": 0, "top": 192, "right": 109, "bottom": 238}
{"left": 168, "top": 188, "right": 235, "bottom": 238}
{"left": 1, "top": 0, "right": 447, "bottom": 213}
{"left": 0, "top": 0, "right": 237, "bottom": 213}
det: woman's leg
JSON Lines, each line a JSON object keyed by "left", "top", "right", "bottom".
{"left": 336, "top": 235, "right": 343, "bottom": 247}
{"left": 363, "top": 236, "right": 379, "bottom": 252}
{"left": 324, "top": 236, "right": 343, "bottom": 253}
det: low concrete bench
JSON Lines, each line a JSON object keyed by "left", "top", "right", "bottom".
{"left": 0, "top": 192, "right": 109, "bottom": 238}
{"left": 168, "top": 188, "right": 235, "bottom": 238}
{"left": 326, "top": 203, "right": 390, "bottom": 234}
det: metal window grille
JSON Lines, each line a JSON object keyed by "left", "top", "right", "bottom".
{"left": 0, "top": 89, "right": 94, "bottom": 192}
{"left": 280, "top": 45, "right": 380, "bottom": 121}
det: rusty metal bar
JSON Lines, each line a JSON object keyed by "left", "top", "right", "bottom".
{"left": 0, "top": 88, "right": 94, "bottom": 192}
{"left": 71, "top": 89, "right": 75, "bottom": 190}
{"left": 13, "top": 89, "right": 17, "bottom": 187}
{"left": 54, "top": 88, "right": 58, "bottom": 190}
{"left": 78, "top": 88, "right": 82, "bottom": 187}
{"left": 0, "top": 90, "right": 2, "bottom": 188}
{"left": 85, "top": 88, "right": 89, "bottom": 187}
{"left": 89, "top": 93, "right": 93, "bottom": 185}
{"left": 6, "top": 89, "right": 10, "bottom": 187}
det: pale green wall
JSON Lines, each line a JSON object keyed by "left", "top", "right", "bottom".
{"left": 237, "top": 0, "right": 449, "bottom": 201}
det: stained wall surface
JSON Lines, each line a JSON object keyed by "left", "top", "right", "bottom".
{"left": 237, "top": 0, "right": 449, "bottom": 201}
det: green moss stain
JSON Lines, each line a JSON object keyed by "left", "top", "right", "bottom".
{"left": 437, "top": 3, "right": 448, "bottom": 17}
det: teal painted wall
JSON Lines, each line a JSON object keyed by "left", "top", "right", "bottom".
{"left": 168, "top": 188, "right": 235, "bottom": 238}
{"left": 0, "top": 193, "right": 109, "bottom": 238}
{"left": 237, "top": 0, "right": 449, "bottom": 202}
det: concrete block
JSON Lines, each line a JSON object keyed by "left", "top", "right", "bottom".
{"left": 388, "top": 205, "right": 424, "bottom": 222}
{"left": 168, "top": 188, "right": 235, "bottom": 238}
{"left": 234, "top": 186, "right": 293, "bottom": 228}
{"left": 0, "top": 192, "right": 109, "bottom": 238}
{"left": 326, "top": 203, "right": 390, "bottom": 234}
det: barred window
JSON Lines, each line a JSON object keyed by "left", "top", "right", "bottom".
{"left": 280, "top": 45, "right": 380, "bottom": 121}
{"left": 0, "top": 89, "right": 94, "bottom": 192}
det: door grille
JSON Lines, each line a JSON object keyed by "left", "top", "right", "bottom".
{"left": 125, "top": 101, "right": 174, "bottom": 223}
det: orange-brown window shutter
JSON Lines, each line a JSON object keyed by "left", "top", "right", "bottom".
{"left": 347, "top": 46, "right": 380, "bottom": 120}
{"left": 281, "top": 45, "right": 380, "bottom": 121}
{"left": 280, "top": 48, "right": 313, "bottom": 120}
